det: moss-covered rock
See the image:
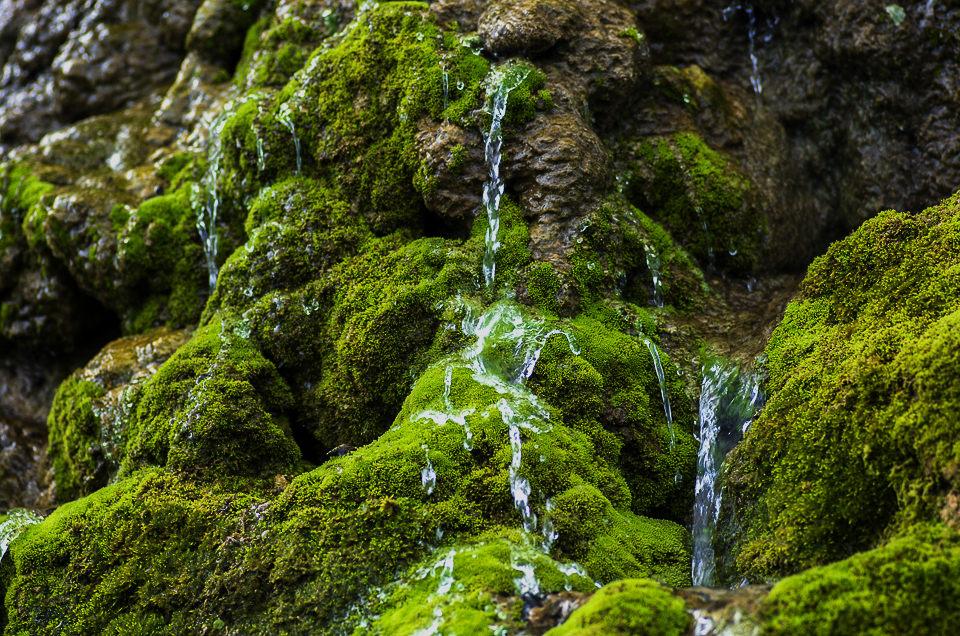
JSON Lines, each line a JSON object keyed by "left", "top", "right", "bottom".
{"left": 723, "top": 192, "right": 960, "bottom": 581}
{"left": 544, "top": 579, "right": 691, "bottom": 636}
{"left": 762, "top": 523, "right": 960, "bottom": 636}
{"left": 623, "top": 132, "right": 765, "bottom": 274}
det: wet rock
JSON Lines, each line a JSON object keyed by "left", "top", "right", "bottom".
{"left": 676, "top": 584, "right": 771, "bottom": 636}
{"left": 415, "top": 117, "right": 486, "bottom": 221}
{"left": 46, "top": 326, "right": 191, "bottom": 500}
{"left": 477, "top": 0, "right": 584, "bottom": 55}
{"left": 0, "top": 0, "right": 203, "bottom": 150}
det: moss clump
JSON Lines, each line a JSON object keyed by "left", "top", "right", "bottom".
{"left": 623, "top": 132, "right": 764, "bottom": 274}
{"left": 763, "top": 524, "right": 960, "bottom": 636}
{"left": 544, "top": 579, "right": 690, "bottom": 636}
{"left": 526, "top": 261, "right": 563, "bottom": 318}
{"left": 122, "top": 313, "right": 302, "bottom": 480}
{"left": 723, "top": 192, "right": 960, "bottom": 581}
{"left": 528, "top": 317, "right": 697, "bottom": 524}
{"left": 46, "top": 376, "right": 109, "bottom": 501}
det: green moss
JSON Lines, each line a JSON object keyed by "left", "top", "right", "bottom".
{"left": 122, "top": 313, "right": 302, "bottom": 480}
{"left": 224, "top": 2, "right": 454, "bottom": 234}
{"left": 763, "top": 524, "right": 960, "bottom": 636}
{"left": 46, "top": 376, "right": 109, "bottom": 501}
{"left": 527, "top": 262, "right": 563, "bottom": 318}
{"left": 234, "top": 15, "right": 272, "bottom": 84}
{"left": 723, "top": 192, "right": 960, "bottom": 581}
{"left": 623, "top": 133, "right": 764, "bottom": 274}
{"left": 448, "top": 143, "right": 467, "bottom": 174}
{"left": 545, "top": 579, "right": 690, "bottom": 636}
{"left": 528, "top": 317, "right": 697, "bottom": 524}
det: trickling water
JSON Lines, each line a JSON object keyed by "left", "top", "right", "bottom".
{"left": 0, "top": 509, "right": 42, "bottom": 561}
{"left": 481, "top": 65, "right": 530, "bottom": 289}
{"left": 277, "top": 104, "right": 301, "bottom": 175}
{"left": 694, "top": 206, "right": 715, "bottom": 265}
{"left": 723, "top": 2, "right": 774, "bottom": 99}
{"left": 643, "top": 338, "right": 674, "bottom": 448}
{"left": 691, "top": 359, "right": 762, "bottom": 586}
{"left": 644, "top": 243, "right": 664, "bottom": 307}
{"left": 193, "top": 108, "right": 234, "bottom": 292}
{"left": 501, "top": 399, "right": 537, "bottom": 532}
{"left": 441, "top": 63, "right": 449, "bottom": 110}
{"left": 421, "top": 445, "right": 437, "bottom": 496}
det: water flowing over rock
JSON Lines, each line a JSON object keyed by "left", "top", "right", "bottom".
{"left": 0, "top": 0, "right": 958, "bottom": 634}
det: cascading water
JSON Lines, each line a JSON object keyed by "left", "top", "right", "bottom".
{"left": 691, "top": 358, "right": 762, "bottom": 586}
{"left": 644, "top": 243, "right": 664, "bottom": 307}
{"left": 643, "top": 337, "right": 674, "bottom": 448}
{"left": 0, "top": 509, "right": 42, "bottom": 561}
{"left": 193, "top": 109, "right": 233, "bottom": 292}
{"left": 481, "top": 64, "right": 530, "bottom": 290}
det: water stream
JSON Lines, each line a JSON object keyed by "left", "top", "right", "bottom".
{"left": 481, "top": 64, "right": 530, "bottom": 290}
{"left": 644, "top": 243, "right": 664, "bottom": 307}
{"left": 691, "top": 358, "right": 762, "bottom": 586}
{"left": 643, "top": 338, "right": 674, "bottom": 449}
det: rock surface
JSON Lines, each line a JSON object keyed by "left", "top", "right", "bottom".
{"left": 0, "top": 0, "right": 957, "bottom": 635}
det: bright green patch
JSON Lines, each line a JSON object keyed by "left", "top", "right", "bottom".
{"left": 545, "top": 579, "right": 690, "bottom": 636}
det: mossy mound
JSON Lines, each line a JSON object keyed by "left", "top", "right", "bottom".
{"left": 623, "top": 132, "right": 764, "bottom": 274}
{"left": 762, "top": 523, "right": 960, "bottom": 636}
{"left": 723, "top": 192, "right": 960, "bottom": 581}
{"left": 543, "top": 579, "right": 691, "bottom": 636}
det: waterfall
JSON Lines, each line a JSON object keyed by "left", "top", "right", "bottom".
{"left": 643, "top": 337, "right": 674, "bottom": 448}
{"left": 481, "top": 65, "right": 530, "bottom": 290}
{"left": 691, "top": 358, "right": 761, "bottom": 586}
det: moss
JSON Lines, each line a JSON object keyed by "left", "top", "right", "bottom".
{"left": 544, "top": 579, "right": 690, "bottom": 636}
{"left": 762, "top": 524, "right": 960, "bottom": 636}
{"left": 448, "top": 143, "right": 467, "bottom": 174}
{"left": 369, "top": 540, "right": 595, "bottom": 635}
{"left": 528, "top": 317, "right": 697, "bottom": 524}
{"left": 623, "top": 133, "right": 764, "bottom": 274}
{"left": 222, "top": 2, "right": 457, "bottom": 234}
{"left": 46, "top": 376, "right": 110, "bottom": 501}
{"left": 527, "top": 262, "right": 563, "bottom": 318}
{"left": 121, "top": 313, "right": 302, "bottom": 480}
{"left": 723, "top": 192, "right": 960, "bottom": 581}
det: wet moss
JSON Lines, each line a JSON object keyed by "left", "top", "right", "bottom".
{"left": 46, "top": 376, "right": 109, "bottom": 502}
{"left": 122, "top": 313, "right": 302, "bottom": 480}
{"left": 528, "top": 317, "right": 697, "bottom": 524}
{"left": 544, "top": 579, "right": 690, "bottom": 636}
{"left": 762, "top": 524, "right": 960, "bottom": 636}
{"left": 723, "top": 192, "right": 960, "bottom": 581}
{"left": 623, "top": 133, "right": 764, "bottom": 274}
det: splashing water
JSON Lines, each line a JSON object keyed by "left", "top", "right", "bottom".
{"left": 481, "top": 64, "right": 530, "bottom": 289}
{"left": 0, "top": 509, "right": 43, "bottom": 561}
{"left": 644, "top": 338, "right": 674, "bottom": 448}
{"left": 277, "top": 104, "right": 301, "bottom": 175}
{"left": 691, "top": 358, "right": 762, "bottom": 586}
{"left": 644, "top": 243, "right": 664, "bottom": 307}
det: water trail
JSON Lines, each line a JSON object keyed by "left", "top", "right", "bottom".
{"left": 644, "top": 243, "right": 664, "bottom": 307}
{"left": 694, "top": 206, "right": 714, "bottom": 265}
{"left": 0, "top": 509, "right": 43, "bottom": 561}
{"left": 277, "top": 104, "right": 301, "bottom": 175}
{"left": 691, "top": 359, "right": 762, "bottom": 586}
{"left": 723, "top": 2, "right": 770, "bottom": 100}
{"left": 194, "top": 108, "right": 236, "bottom": 292}
{"left": 501, "top": 399, "right": 537, "bottom": 532}
{"left": 643, "top": 338, "right": 674, "bottom": 448}
{"left": 421, "top": 445, "right": 437, "bottom": 496}
{"left": 441, "top": 62, "right": 449, "bottom": 110}
{"left": 481, "top": 65, "right": 530, "bottom": 290}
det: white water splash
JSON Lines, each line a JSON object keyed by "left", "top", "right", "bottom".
{"left": 421, "top": 445, "right": 437, "bottom": 496}
{"left": 0, "top": 509, "right": 43, "bottom": 561}
{"left": 481, "top": 64, "right": 530, "bottom": 289}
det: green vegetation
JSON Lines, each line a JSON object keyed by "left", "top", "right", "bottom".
{"left": 623, "top": 132, "right": 764, "bottom": 274}
{"left": 545, "top": 579, "right": 690, "bottom": 636}
{"left": 723, "top": 192, "right": 960, "bottom": 580}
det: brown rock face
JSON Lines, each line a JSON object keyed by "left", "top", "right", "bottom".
{"left": 0, "top": 0, "right": 203, "bottom": 150}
